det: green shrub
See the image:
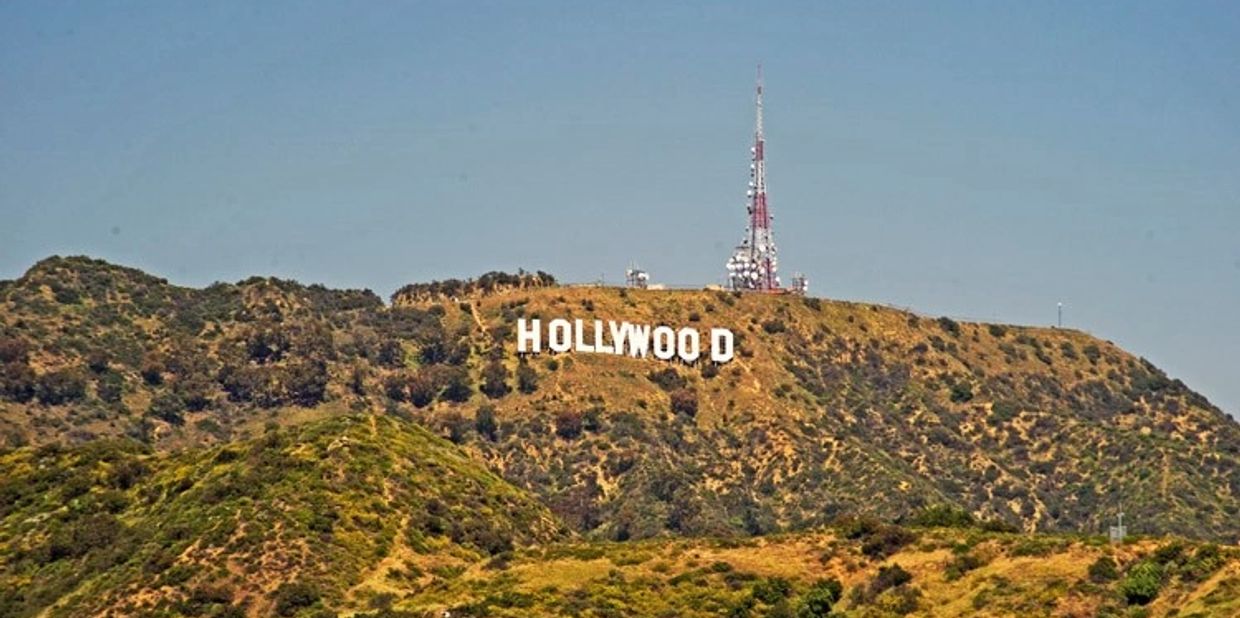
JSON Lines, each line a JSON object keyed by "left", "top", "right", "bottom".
{"left": 35, "top": 367, "right": 87, "bottom": 405}
{"left": 481, "top": 359, "right": 510, "bottom": 399}
{"left": 937, "top": 317, "right": 960, "bottom": 336}
{"left": 95, "top": 370, "right": 124, "bottom": 404}
{"left": 945, "top": 552, "right": 985, "bottom": 581}
{"left": 475, "top": 406, "right": 498, "bottom": 441}
{"left": 1082, "top": 343, "right": 1102, "bottom": 363}
{"left": 670, "top": 388, "right": 698, "bottom": 418}
{"left": 555, "top": 410, "right": 583, "bottom": 440}
{"left": 273, "top": 581, "right": 320, "bottom": 616}
{"left": 910, "top": 505, "right": 975, "bottom": 528}
{"left": 949, "top": 382, "right": 974, "bottom": 403}
{"left": 437, "top": 366, "right": 472, "bottom": 403}
{"left": 147, "top": 392, "right": 186, "bottom": 425}
{"left": 752, "top": 576, "right": 793, "bottom": 604}
{"left": 796, "top": 578, "right": 842, "bottom": 617}
{"left": 860, "top": 526, "right": 917, "bottom": 559}
{"left": 516, "top": 360, "right": 538, "bottom": 394}
{"left": 762, "top": 319, "right": 787, "bottom": 334}
{"left": 1088, "top": 556, "right": 1119, "bottom": 583}
{"left": 991, "top": 400, "right": 1019, "bottom": 423}
{"left": 866, "top": 564, "right": 912, "bottom": 600}
{"left": 1120, "top": 561, "right": 1162, "bottom": 605}
{"left": 647, "top": 368, "right": 687, "bottom": 391}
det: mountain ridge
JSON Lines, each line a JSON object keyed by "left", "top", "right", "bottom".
{"left": 1, "top": 256, "right": 1238, "bottom": 544}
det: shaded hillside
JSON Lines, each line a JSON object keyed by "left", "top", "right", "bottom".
{"left": 0, "top": 413, "right": 564, "bottom": 617}
{"left": 2, "top": 256, "right": 1239, "bottom": 542}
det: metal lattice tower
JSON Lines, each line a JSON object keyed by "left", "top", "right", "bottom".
{"left": 727, "top": 66, "right": 796, "bottom": 293}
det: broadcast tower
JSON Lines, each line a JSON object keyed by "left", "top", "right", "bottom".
{"left": 726, "top": 67, "right": 806, "bottom": 294}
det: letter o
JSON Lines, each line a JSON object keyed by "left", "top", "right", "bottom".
{"left": 677, "top": 328, "right": 700, "bottom": 363}
{"left": 652, "top": 326, "right": 676, "bottom": 360}
{"left": 548, "top": 319, "right": 572, "bottom": 353}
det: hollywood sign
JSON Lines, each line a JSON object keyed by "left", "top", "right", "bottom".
{"left": 516, "top": 318, "right": 735, "bottom": 364}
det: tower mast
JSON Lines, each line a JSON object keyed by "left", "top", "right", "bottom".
{"left": 727, "top": 65, "right": 788, "bottom": 292}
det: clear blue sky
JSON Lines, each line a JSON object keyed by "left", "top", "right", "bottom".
{"left": 2, "top": 2, "right": 1238, "bottom": 416}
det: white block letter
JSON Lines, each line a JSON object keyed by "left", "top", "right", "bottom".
{"left": 677, "top": 328, "right": 701, "bottom": 363}
{"left": 710, "top": 328, "right": 734, "bottom": 363}
{"left": 594, "top": 320, "right": 614, "bottom": 354}
{"left": 517, "top": 318, "right": 541, "bottom": 353}
{"left": 625, "top": 323, "right": 650, "bottom": 358}
{"left": 548, "top": 319, "right": 572, "bottom": 353}
{"left": 574, "top": 319, "right": 595, "bottom": 353}
{"left": 653, "top": 326, "right": 676, "bottom": 360}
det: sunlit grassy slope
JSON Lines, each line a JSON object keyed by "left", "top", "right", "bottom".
{"left": 0, "top": 414, "right": 564, "bottom": 617}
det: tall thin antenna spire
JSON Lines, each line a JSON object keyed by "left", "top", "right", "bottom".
{"left": 726, "top": 65, "right": 794, "bottom": 292}
{"left": 755, "top": 64, "right": 764, "bottom": 136}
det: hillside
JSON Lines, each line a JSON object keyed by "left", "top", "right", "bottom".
{"left": 0, "top": 413, "right": 564, "bottom": 617}
{"left": 2, "top": 414, "right": 1238, "bottom": 617}
{"left": 1, "top": 256, "right": 1239, "bottom": 545}
{"left": 387, "top": 526, "right": 1240, "bottom": 617}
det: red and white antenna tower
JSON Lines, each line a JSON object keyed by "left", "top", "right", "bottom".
{"left": 727, "top": 66, "right": 806, "bottom": 293}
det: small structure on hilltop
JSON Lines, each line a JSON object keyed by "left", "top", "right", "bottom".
{"left": 724, "top": 66, "right": 808, "bottom": 295}
{"left": 1109, "top": 506, "right": 1127, "bottom": 544}
{"left": 625, "top": 263, "right": 649, "bottom": 289}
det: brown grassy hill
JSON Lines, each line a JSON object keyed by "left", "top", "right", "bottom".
{"left": 388, "top": 527, "right": 1240, "bottom": 617}
{"left": 1, "top": 256, "right": 1238, "bottom": 543}
{"left": 420, "top": 284, "right": 1240, "bottom": 543}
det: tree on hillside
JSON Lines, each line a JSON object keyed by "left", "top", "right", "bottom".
{"left": 475, "top": 405, "right": 498, "bottom": 442}
{"left": 481, "top": 359, "right": 510, "bottom": 399}
{"left": 670, "top": 388, "right": 698, "bottom": 418}
{"left": 437, "top": 366, "right": 472, "bottom": 403}
{"left": 0, "top": 344, "right": 36, "bottom": 402}
{"left": 35, "top": 368, "right": 87, "bottom": 405}
{"left": 516, "top": 359, "right": 538, "bottom": 394}
{"left": 284, "top": 359, "right": 328, "bottom": 406}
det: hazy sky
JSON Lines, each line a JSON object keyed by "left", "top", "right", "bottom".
{"left": 2, "top": 2, "right": 1238, "bottom": 416}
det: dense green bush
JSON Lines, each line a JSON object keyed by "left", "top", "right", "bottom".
{"left": 669, "top": 389, "right": 698, "bottom": 418}
{"left": 35, "top": 367, "right": 87, "bottom": 405}
{"left": 555, "top": 410, "right": 583, "bottom": 440}
{"left": 1088, "top": 556, "right": 1119, "bottom": 583}
{"left": 516, "top": 360, "right": 538, "bottom": 394}
{"left": 937, "top": 317, "right": 960, "bottom": 336}
{"left": 284, "top": 359, "right": 328, "bottom": 406}
{"left": 646, "top": 368, "right": 687, "bottom": 392}
{"left": 0, "top": 361, "right": 36, "bottom": 402}
{"left": 436, "top": 366, "right": 472, "bottom": 403}
{"left": 475, "top": 406, "right": 498, "bottom": 442}
{"left": 95, "top": 370, "right": 125, "bottom": 404}
{"left": 762, "top": 319, "right": 787, "bottom": 334}
{"left": 481, "top": 359, "right": 510, "bottom": 399}
{"left": 752, "top": 576, "right": 793, "bottom": 604}
{"left": 147, "top": 392, "right": 186, "bottom": 425}
{"left": 1120, "top": 560, "right": 1162, "bottom": 605}
{"left": 910, "top": 505, "right": 975, "bottom": 528}
{"left": 860, "top": 526, "right": 917, "bottom": 559}
{"left": 273, "top": 581, "right": 320, "bottom": 616}
{"left": 867, "top": 564, "right": 912, "bottom": 599}
{"left": 796, "top": 578, "right": 842, "bottom": 617}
